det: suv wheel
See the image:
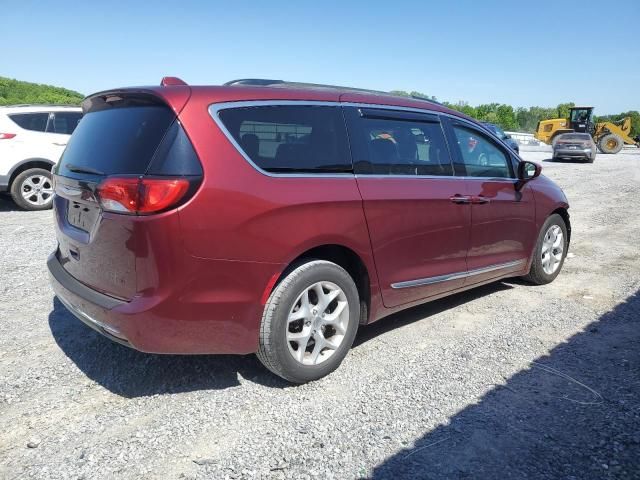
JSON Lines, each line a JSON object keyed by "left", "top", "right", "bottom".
{"left": 523, "top": 214, "right": 568, "bottom": 285}
{"left": 257, "top": 260, "right": 360, "bottom": 383}
{"left": 10, "top": 168, "right": 54, "bottom": 211}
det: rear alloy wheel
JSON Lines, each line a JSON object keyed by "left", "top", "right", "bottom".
{"left": 523, "top": 213, "right": 568, "bottom": 285}
{"left": 257, "top": 260, "right": 360, "bottom": 383}
{"left": 10, "top": 168, "right": 54, "bottom": 211}
{"left": 598, "top": 134, "right": 623, "bottom": 154}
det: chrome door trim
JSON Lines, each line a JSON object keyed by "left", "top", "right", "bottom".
{"left": 208, "top": 99, "right": 522, "bottom": 179}
{"left": 391, "top": 258, "right": 526, "bottom": 289}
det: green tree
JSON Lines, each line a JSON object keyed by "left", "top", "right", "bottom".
{"left": 496, "top": 104, "right": 518, "bottom": 131}
{"left": 0, "top": 76, "right": 83, "bottom": 106}
{"left": 556, "top": 102, "right": 575, "bottom": 119}
{"left": 444, "top": 101, "right": 477, "bottom": 118}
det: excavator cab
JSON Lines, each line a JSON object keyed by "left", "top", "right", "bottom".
{"left": 569, "top": 107, "right": 595, "bottom": 134}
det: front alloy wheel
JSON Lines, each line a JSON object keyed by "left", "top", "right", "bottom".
{"left": 523, "top": 213, "right": 568, "bottom": 285}
{"left": 541, "top": 225, "right": 564, "bottom": 275}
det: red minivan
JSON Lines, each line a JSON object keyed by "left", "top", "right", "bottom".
{"left": 48, "top": 78, "right": 570, "bottom": 383}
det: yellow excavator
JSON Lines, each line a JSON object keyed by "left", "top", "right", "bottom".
{"left": 535, "top": 107, "right": 640, "bottom": 154}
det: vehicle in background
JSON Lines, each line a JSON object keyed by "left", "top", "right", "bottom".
{"left": 481, "top": 122, "right": 520, "bottom": 153}
{"left": 552, "top": 133, "right": 597, "bottom": 163}
{"left": 48, "top": 77, "right": 570, "bottom": 383}
{"left": 0, "top": 105, "right": 83, "bottom": 210}
{"left": 535, "top": 106, "right": 640, "bottom": 154}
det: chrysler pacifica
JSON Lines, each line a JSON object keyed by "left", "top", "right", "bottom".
{"left": 48, "top": 77, "right": 570, "bottom": 383}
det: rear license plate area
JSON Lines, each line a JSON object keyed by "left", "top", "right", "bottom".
{"left": 67, "top": 202, "right": 99, "bottom": 233}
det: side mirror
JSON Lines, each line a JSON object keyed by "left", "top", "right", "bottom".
{"left": 504, "top": 134, "right": 512, "bottom": 140}
{"left": 517, "top": 161, "right": 541, "bottom": 181}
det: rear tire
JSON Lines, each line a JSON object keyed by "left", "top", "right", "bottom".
{"left": 523, "top": 214, "right": 568, "bottom": 285}
{"left": 598, "top": 134, "right": 623, "bottom": 154}
{"left": 10, "top": 168, "right": 54, "bottom": 211}
{"left": 257, "top": 260, "right": 360, "bottom": 383}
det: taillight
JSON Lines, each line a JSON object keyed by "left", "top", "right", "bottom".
{"left": 0, "top": 133, "right": 16, "bottom": 140}
{"left": 96, "top": 177, "right": 190, "bottom": 215}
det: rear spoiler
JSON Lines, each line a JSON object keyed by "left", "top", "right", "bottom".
{"left": 82, "top": 78, "right": 191, "bottom": 116}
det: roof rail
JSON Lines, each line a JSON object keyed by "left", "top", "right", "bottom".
{"left": 410, "top": 93, "right": 445, "bottom": 106}
{"left": 223, "top": 78, "right": 442, "bottom": 106}
{"left": 225, "top": 78, "right": 389, "bottom": 95}
{"left": 224, "top": 79, "right": 284, "bottom": 86}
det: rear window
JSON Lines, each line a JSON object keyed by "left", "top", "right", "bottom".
{"left": 9, "top": 113, "right": 49, "bottom": 132}
{"left": 218, "top": 105, "right": 351, "bottom": 173}
{"left": 559, "top": 133, "right": 591, "bottom": 140}
{"left": 58, "top": 105, "right": 175, "bottom": 176}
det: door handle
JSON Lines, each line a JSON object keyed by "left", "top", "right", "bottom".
{"left": 449, "top": 195, "right": 471, "bottom": 204}
{"left": 471, "top": 195, "right": 490, "bottom": 204}
{"left": 52, "top": 142, "right": 67, "bottom": 146}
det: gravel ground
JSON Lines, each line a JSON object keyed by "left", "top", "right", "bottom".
{"left": 1, "top": 149, "right": 639, "bottom": 479}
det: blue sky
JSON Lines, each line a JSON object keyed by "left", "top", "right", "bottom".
{"left": 2, "top": 0, "right": 638, "bottom": 114}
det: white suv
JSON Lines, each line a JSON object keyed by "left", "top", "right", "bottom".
{"left": 0, "top": 105, "right": 82, "bottom": 210}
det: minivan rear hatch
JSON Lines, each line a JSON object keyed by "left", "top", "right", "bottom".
{"left": 52, "top": 91, "right": 201, "bottom": 300}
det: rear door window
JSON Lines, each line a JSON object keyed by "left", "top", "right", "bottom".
{"left": 8, "top": 113, "right": 49, "bottom": 132}
{"left": 344, "top": 107, "right": 453, "bottom": 176}
{"left": 217, "top": 105, "right": 351, "bottom": 173}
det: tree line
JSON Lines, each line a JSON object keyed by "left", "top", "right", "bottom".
{"left": 391, "top": 90, "right": 639, "bottom": 137}
{"left": 0, "top": 76, "right": 83, "bottom": 106}
{"left": 1, "top": 77, "right": 636, "bottom": 137}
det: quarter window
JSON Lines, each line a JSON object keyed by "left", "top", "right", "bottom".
{"left": 8, "top": 113, "right": 49, "bottom": 132}
{"left": 347, "top": 112, "right": 453, "bottom": 176}
{"left": 51, "top": 112, "right": 83, "bottom": 134}
{"left": 452, "top": 125, "right": 512, "bottom": 178}
{"left": 218, "top": 106, "right": 351, "bottom": 173}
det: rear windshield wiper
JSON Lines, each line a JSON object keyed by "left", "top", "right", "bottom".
{"left": 66, "top": 164, "right": 106, "bottom": 176}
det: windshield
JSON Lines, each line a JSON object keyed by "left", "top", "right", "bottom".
{"left": 484, "top": 123, "right": 507, "bottom": 139}
{"left": 493, "top": 125, "right": 507, "bottom": 139}
{"left": 570, "top": 109, "right": 591, "bottom": 123}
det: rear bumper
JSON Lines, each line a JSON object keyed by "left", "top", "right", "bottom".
{"left": 48, "top": 253, "right": 132, "bottom": 346}
{"left": 0, "top": 174, "right": 9, "bottom": 191}
{"left": 554, "top": 148, "right": 592, "bottom": 158}
{"left": 48, "top": 251, "right": 278, "bottom": 354}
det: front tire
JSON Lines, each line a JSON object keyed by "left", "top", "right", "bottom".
{"left": 257, "top": 260, "right": 360, "bottom": 383}
{"left": 598, "top": 134, "right": 623, "bottom": 154}
{"left": 523, "top": 214, "right": 568, "bottom": 285}
{"left": 10, "top": 168, "right": 54, "bottom": 211}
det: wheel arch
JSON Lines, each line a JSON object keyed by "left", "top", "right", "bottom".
{"left": 551, "top": 206, "right": 571, "bottom": 246}
{"left": 272, "top": 244, "right": 372, "bottom": 325}
{"left": 8, "top": 158, "right": 55, "bottom": 188}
